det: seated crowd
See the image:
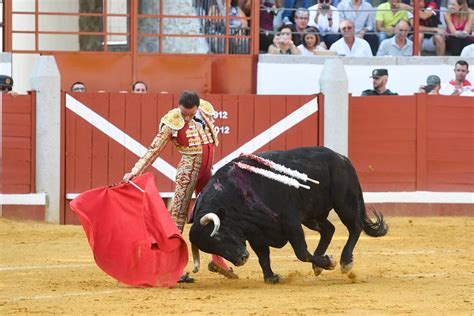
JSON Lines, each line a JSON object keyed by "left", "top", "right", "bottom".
{"left": 258, "top": 0, "right": 474, "bottom": 56}
{"left": 362, "top": 60, "right": 473, "bottom": 95}
{"left": 62, "top": 60, "right": 471, "bottom": 96}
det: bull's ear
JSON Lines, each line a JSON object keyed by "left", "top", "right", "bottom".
{"left": 215, "top": 207, "right": 226, "bottom": 221}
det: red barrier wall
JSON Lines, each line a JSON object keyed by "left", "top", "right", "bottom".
{"left": 63, "top": 93, "right": 319, "bottom": 224}
{"left": 3, "top": 92, "right": 472, "bottom": 222}
{"left": 349, "top": 94, "right": 474, "bottom": 192}
{"left": 1, "top": 93, "right": 36, "bottom": 193}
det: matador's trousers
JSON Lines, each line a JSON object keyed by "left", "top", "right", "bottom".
{"left": 169, "top": 144, "right": 213, "bottom": 232}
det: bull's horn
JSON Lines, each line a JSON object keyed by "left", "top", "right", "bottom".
{"left": 191, "top": 243, "right": 200, "bottom": 273}
{"left": 200, "top": 213, "right": 221, "bottom": 237}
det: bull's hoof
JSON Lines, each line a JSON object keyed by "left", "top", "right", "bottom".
{"left": 313, "top": 266, "right": 323, "bottom": 277}
{"left": 340, "top": 261, "right": 353, "bottom": 274}
{"left": 325, "top": 255, "right": 337, "bottom": 270}
{"left": 208, "top": 261, "right": 239, "bottom": 279}
{"left": 264, "top": 274, "right": 282, "bottom": 284}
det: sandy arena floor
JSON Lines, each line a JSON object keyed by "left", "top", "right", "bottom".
{"left": 0, "top": 215, "right": 473, "bottom": 315}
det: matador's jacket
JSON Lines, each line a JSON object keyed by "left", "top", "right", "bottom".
{"left": 130, "top": 99, "right": 219, "bottom": 232}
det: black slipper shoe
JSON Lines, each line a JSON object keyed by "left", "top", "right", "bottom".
{"left": 178, "top": 273, "right": 195, "bottom": 283}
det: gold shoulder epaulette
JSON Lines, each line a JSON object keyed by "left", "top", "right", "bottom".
{"left": 199, "top": 99, "right": 216, "bottom": 116}
{"left": 161, "top": 108, "right": 184, "bottom": 130}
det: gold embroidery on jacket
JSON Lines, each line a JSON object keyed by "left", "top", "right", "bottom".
{"left": 169, "top": 154, "right": 202, "bottom": 232}
{"left": 161, "top": 108, "right": 184, "bottom": 130}
{"left": 199, "top": 99, "right": 215, "bottom": 115}
{"left": 199, "top": 109, "right": 219, "bottom": 147}
{"left": 131, "top": 126, "right": 172, "bottom": 176}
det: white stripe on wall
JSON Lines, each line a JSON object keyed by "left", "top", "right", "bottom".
{"left": 213, "top": 97, "right": 318, "bottom": 170}
{"left": 0, "top": 193, "right": 47, "bottom": 205}
{"left": 66, "top": 94, "right": 318, "bottom": 179}
{"left": 1, "top": 191, "right": 471, "bottom": 206}
{"left": 363, "top": 191, "right": 474, "bottom": 204}
{"left": 65, "top": 94, "right": 177, "bottom": 181}
{"left": 61, "top": 191, "right": 474, "bottom": 204}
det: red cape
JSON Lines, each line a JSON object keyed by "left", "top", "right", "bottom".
{"left": 70, "top": 173, "right": 188, "bottom": 288}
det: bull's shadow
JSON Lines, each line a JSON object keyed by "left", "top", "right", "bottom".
{"left": 189, "top": 146, "right": 388, "bottom": 284}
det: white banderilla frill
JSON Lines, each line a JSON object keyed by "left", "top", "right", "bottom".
{"left": 235, "top": 162, "right": 311, "bottom": 190}
{"left": 241, "top": 153, "right": 320, "bottom": 185}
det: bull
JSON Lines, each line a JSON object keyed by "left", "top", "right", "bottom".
{"left": 189, "top": 146, "right": 388, "bottom": 283}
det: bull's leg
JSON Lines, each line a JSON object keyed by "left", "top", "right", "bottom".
{"left": 248, "top": 241, "right": 280, "bottom": 284}
{"left": 304, "top": 219, "right": 336, "bottom": 276}
{"left": 287, "top": 223, "right": 337, "bottom": 271}
{"left": 335, "top": 209, "right": 362, "bottom": 273}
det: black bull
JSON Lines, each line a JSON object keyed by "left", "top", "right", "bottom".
{"left": 189, "top": 146, "right": 388, "bottom": 283}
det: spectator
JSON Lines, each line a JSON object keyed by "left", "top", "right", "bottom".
{"left": 418, "top": 74, "right": 442, "bottom": 94}
{"left": 71, "top": 81, "right": 86, "bottom": 92}
{"left": 375, "top": 0, "right": 412, "bottom": 44}
{"left": 444, "top": 0, "right": 473, "bottom": 56}
{"left": 338, "top": 0, "right": 379, "bottom": 55}
{"left": 0, "top": 75, "right": 14, "bottom": 94}
{"left": 297, "top": 27, "right": 328, "bottom": 55}
{"left": 260, "top": 0, "right": 283, "bottom": 52}
{"left": 289, "top": 8, "right": 317, "bottom": 46}
{"left": 460, "top": 43, "right": 474, "bottom": 57}
{"left": 361, "top": 69, "right": 398, "bottom": 96}
{"left": 132, "top": 81, "right": 148, "bottom": 93}
{"left": 282, "top": 0, "right": 312, "bottom": 24}
{"left": 308, "top": 0, "right": 341, "bottom": 48}
{"left": 410, "top": 0, "right": 446, "bottom": 56}
{"left": 330, "top": 20, "right": 373, "bottom": 56}
{"left": 229, "top": 0, "right": 249, "bottom": 29}
{"left": 268, "top": 24, "right": 301, "bottom": 54}
{"left": 238, "top": 0, "right": 252, "bottom": 16}
{"left": 208, "top": 1, "right": 247, "bottom": 25}
{"left": 377, "top": 19, "right": 413, "bottom": 56}
{"left": 440, "top": 60, "right": 472, "bottom": 95}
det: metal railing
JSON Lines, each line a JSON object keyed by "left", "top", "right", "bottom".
{"left": 5, "top": 0, "right": 254, "bottom": 55}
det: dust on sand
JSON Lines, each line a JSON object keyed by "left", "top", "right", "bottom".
{"left": 1, "top": 216, "right": 473, "bottom": 314}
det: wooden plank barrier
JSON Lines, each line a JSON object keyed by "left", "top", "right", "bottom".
{"left": 63, "top": 92, "right": 319, "bottom": 224}
{"left": 1, "top": 93, "right": 45, "bottom": 220}
{"left": 349, "top": 94, "right": 474, "bottom": 192}
{"left": 1, "top": 93, "right": 36, "bottom": 193}
{"left": 3, "top": 92, "right": 472, "bottom": 222}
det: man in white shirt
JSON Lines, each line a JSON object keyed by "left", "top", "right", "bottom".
{"left": 377, "top": 20, "right": 413, "bottom": 56}
{"left": 439, "top": 60, "right": 472, "bottom": 96}
{"left": 337, "top": 0, "right": 378, "bottom": 55}
{"left": 330, "top": 20, "right": 373, "bottom": 56}
{"left": 308, "top": 0, "right": 340, "bottom": 48}
{"left": 460, "top": 44, "right": 474, "bottom": 58}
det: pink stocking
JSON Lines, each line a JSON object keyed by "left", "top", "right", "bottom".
{"left": 211, "top": 255, "right": 230, "bottom": 270}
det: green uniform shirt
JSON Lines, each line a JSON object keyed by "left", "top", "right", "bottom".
{"left": 361, "top": 89, "right": 398, "bottom": 96}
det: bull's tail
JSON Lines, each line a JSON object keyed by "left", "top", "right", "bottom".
{"left": 358, "top": 187, "right": 388, "bottom": 237}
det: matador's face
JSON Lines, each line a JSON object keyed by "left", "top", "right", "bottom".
{"left": 179, "top": 105, "right": 198, "bottom": 123}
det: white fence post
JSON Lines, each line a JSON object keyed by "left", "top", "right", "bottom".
{"left": 319, "top": 58, "right": 349, "bottom": 156}
{"left": 30, "top": 56, "right": 61, "bottom": 223}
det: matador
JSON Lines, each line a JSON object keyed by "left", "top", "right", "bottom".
{"left": 123, "top": 91, "right": 237, "bottom": 282}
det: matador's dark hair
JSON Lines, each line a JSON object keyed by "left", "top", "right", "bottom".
{"left": 178, "top": 90, "right": 200, "bottom": 109}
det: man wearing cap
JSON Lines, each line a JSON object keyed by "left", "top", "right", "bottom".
{"left": 361, "top": 69, "right": 398, "bottom": 96}
{"left": 418, "top": 75, "right": 441, "bottom": 95}
{"left": 0, "top": 75, "right": 14, "bottom": 94}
